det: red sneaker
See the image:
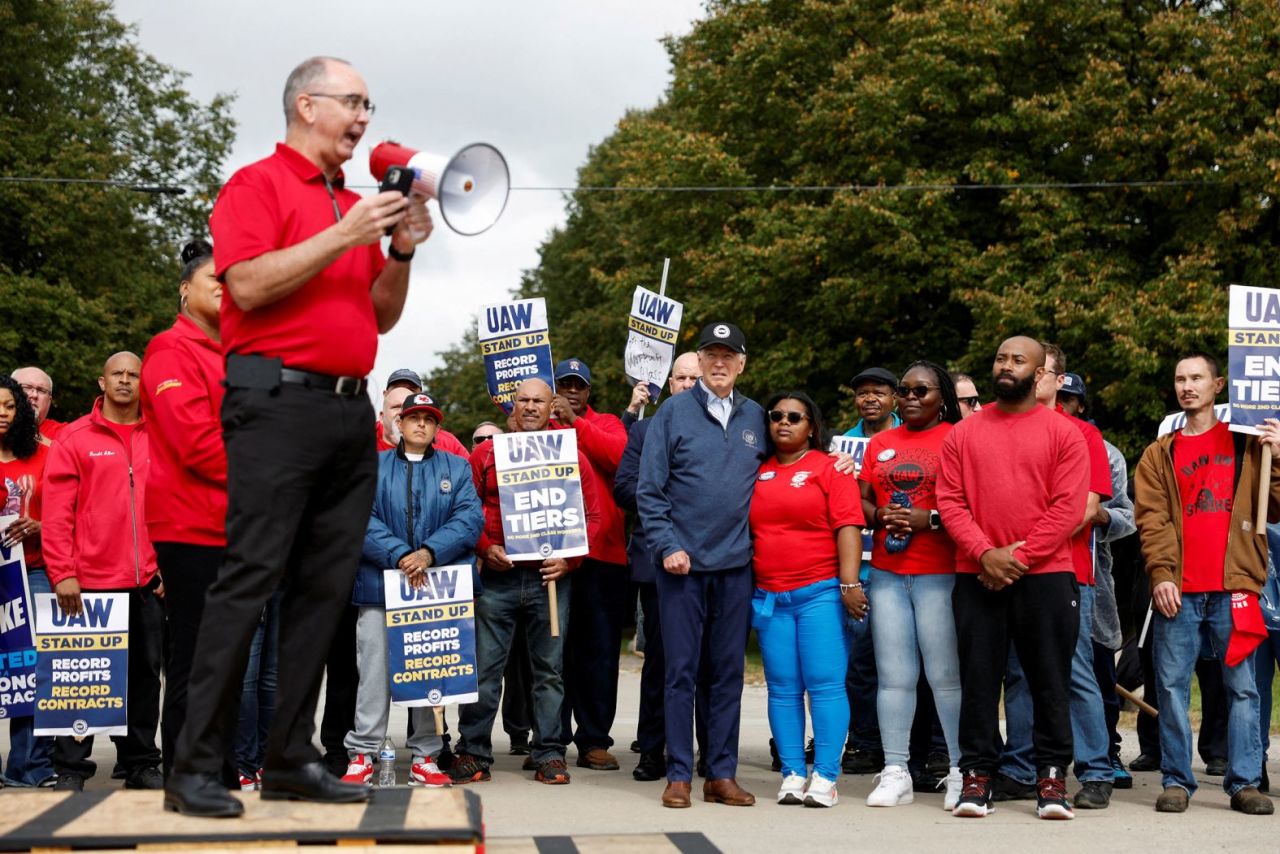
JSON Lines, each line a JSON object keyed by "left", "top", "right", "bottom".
{"left": 409, "top": 759, "right": 451, "bottom": 787}
{"left": 341, "top": 754, "right": 374, "bottom": 786}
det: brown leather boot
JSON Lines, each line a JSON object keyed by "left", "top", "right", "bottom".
{"left": 662, "top": 780, "right": 692, "bottom": 808}
{"left": 703, "top": 777, "right": 756, "bottom": 806}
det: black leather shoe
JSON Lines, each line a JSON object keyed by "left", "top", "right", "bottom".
{"left": 1205, "top": 757, "right": 1227, "bottom": 777}
{"left": 164, "top": 772, "right": 244, "bottom": 818}
{"left": 633, "top": 751, "right": 665, "bottom": 782}
{"left": 260, "top": 762, "right": 371, "bottom": 803}
{"left": 1127, "top": 753, "right": 1161, "bottom": 772}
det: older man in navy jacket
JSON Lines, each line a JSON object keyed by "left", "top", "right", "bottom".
{"left": 637, "top": 322, "right": 767, "bottom": 808}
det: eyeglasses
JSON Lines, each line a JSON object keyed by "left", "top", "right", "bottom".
{"left": 958, "top": 396, "right": 980, "bottom": 408}
{"left": 895, "top": 384, "right": 938, "bottom": 400}
{"left": 307, "top": 93, "right": 375, "bottom": 115}
{"left": 768, "top": 410, "right": 808, "bottom": 425}
{"left": 19, "top": 383, "right": 51, "bottom": 398}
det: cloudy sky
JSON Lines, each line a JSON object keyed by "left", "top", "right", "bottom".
{"left": 112, "top": 0, "right": 705, "bottom": 393}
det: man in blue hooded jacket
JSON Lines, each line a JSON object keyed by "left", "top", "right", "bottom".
{"left": 340, "top": 392, "right": 483, "bottom": 787}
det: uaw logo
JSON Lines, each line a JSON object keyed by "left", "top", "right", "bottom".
{"left": 72, "top": 719, "right": 90, "bottom": 736}
{"left": 714, "top": 324, "right": 730, "bottom": 338}
{"left": 440, "top": 478, "right": 452, "bottom": 494}
{"left": 790, "top": 471, "right": 812, "bottom": 489}
{"left": 427, "top": 688, "right": 444, "bottom": 705}
{"left": 539, "top": 543, "right": 554, "bottom": 558}
{"left": 569, "top": 360, "right": 581, "bottom": 370}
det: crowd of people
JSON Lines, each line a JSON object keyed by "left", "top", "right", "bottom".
{"left": 3, "top": 55, "right": 1279, "bottom": 829}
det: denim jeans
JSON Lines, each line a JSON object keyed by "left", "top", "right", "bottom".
{"left": 233, "top": 591, "right": 282, "bottom": 775}
{"left": 867, "top": 568, "right": 960, "bottom": 769}
{"left": 1153, "top": 591, "right": 1262, "bottom": 796}
{"left": 2, "top": 569, "right": 55, "bottom": 787}
{"left": 1001, "top": 584, "right": 1112, "bottom": 784}
{"left": 1253, "top": 629, "right": 1280, "bottom": 758}
{"left": 456, "top": 566, "right": 571, "bottom": 765}
{"left": 753, "top": 579, "right": 850, "bottom": 780}
{"left": 845, "top": 564, "right": 880, "bottom": 752}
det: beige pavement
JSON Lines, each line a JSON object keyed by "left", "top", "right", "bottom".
{"left": 4, "top": 654, "right": 1276, "bottom": 852}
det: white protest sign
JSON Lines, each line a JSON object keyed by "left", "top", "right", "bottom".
{"left": 624, "top": 286, "right": 683, "bottom": 402}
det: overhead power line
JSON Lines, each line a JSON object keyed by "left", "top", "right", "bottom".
{"left": 0, "top": 175, "right": 1219, "bottom": 195}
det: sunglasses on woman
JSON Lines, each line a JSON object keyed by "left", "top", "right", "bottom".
{"left": 895, "top": 384, "right": 937, "bottom": 400}
{"left": 768, "top": 410, "right": 808, "bottom": 424}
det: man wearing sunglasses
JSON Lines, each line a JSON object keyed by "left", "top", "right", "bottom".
{"left": 637, "top": 323, "right": 767, "bottom": 808}
{"left": 166, "top": 56, "right": 433, "bottom": 817}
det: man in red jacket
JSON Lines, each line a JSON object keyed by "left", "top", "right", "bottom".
{"left": 42, "top": 351, "right": 164, "bottom": 792}
{"left": 549, "top": 358, "right": 631, "bottom": 771}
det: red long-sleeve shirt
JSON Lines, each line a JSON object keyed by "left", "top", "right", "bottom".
{"left": 936, "top": 405, "right": 1088, "bottom": 575}
{"left": 555, "top": 406, "right": 628, "bottom": 566}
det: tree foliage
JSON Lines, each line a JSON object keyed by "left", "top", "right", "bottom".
{"left": 0, "top": 0, "right": 234, "bottom": 417}
{"left": 427, "top": 0, "right": 1280, "bottom": 458}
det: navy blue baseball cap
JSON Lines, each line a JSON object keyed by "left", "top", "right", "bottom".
{"left": 1061, "top": 372, "right": 1086, "bottom": 401}
{"left": 696, "top": 321, "right": 747, "bottom": 354}
{"left": 554, "top": 358, "right": 592, "bottom": 385}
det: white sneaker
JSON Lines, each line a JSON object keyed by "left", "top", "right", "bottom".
{"left": 803, "top": 774, "right": 838, "bottom": 808}
{"left": 777, "top": 773, "right": 806, "bottom": 805}
{"left": 866, "top": 765, "right": 914, "bottom": 807}
{"left": 941, "top": 767, "right": 962, "bottom": 810}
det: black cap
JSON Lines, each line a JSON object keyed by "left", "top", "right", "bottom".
{"left": 1061, "top": 372, "right": 1086, "bottom": 400}
{"left": 850, "top": 367, "right": 898, "bottom": 390}
{"left": 386, "top": 368, "right": 422, "bottom": 392}
{"left": 400, "top": 392, "right": 443, "bottom": 424}
{"left": 696, "top": 322, "right": 747, "bottom": 354}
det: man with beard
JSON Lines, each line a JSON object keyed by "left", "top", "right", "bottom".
{"left": 936, "top": 336, "right": 1088, "bottom": 820}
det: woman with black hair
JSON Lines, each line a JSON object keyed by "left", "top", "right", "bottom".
{"left": 859, "top": 360, "right": 964, "bottom": 809}
{"left": 140, "top": 240, "right": 241, "bottom": 785}
{"left": 0, "top": 374, "right": 57, "bottom": 787}
{"left": 749, "top": 391, "right": 865, "bottom": 808}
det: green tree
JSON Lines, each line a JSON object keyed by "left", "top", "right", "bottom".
{"left": 0, "top": 0, "right": 234, "bottom": 417}
{"left": 427, "top": 0, "right": 1280, "bottom": 458}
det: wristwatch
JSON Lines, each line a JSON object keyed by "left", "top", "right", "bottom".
{"left": 388, "top": 243, "right": 415, "bottom": 263}
{"left": 928, "top": 510, "right": 942, "bottom": 531}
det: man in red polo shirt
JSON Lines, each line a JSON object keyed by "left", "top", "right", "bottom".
{"left": 165, "top": 55, "right": 432, "bottom": 818}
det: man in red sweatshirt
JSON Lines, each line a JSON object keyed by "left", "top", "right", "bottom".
{"left": 42, "top": 351, "right": 164, "bottom": 792}
{"left": 549, "top": 358, "right": 631, "bottom": 771}
{"left": 935, "top": 336, "right": 1088, "bottom": 821}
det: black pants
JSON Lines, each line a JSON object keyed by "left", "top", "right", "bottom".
{"left": 953, "top": 572, "right": 1078, "bottom": 775}
{"left": 1137, "top": 630, "right": 1228, "bottom": 761}
{"left": 155, "top": 542, "right": 241, "bottom": 785}
{"left": 560, "top": 559, "right": 632, "bottom": 750}
{"left": 636, "top": 582, "right": 666, "bottom": 754}
{"left": 1091, "top": 640, "right": 1122, "bottom": 763}
{"left": 54, "top": 585, "right": 164, "bottom": 779}
{"left": 173, "top": 384, "right": 376, "bottom": 776}
{"left": 321, "top": 603, "right": 359, "bottom": 776}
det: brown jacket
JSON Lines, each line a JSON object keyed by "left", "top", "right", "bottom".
{"left": 1134, "top": 427, "right": 1280, "bottom": 594}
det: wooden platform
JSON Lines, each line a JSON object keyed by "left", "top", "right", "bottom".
{"left": 0, "top": 787, "right": 482, "bottom": 851}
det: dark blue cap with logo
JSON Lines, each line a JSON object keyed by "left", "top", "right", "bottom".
{"left": 554, "top": 358, "right": 592, "bottom": 385}
{"left": 1061, "top": 372, "right": 1086, "bottom": 401}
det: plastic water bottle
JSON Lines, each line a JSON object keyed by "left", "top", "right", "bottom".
{"left": 884, "top": 490, "right": 913, "bottom": 554}
{"left": 378, "top": 738, "right": 397, "bottom": 787}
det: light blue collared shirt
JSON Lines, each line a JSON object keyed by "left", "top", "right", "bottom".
{"left": 699, "top": 379, "right": 733, "bottom": 429}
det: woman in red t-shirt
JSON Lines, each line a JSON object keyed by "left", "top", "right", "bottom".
{"left": 0, "top": 374, "right": 57, "bottom": 786}
{"left": 858, "top": 361, "right": 963, "bottom": 810}
{"left": 749, "top": 391, "right": 865, "bottom": 808}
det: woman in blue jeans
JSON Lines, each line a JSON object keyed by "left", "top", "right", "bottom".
{"left": 749, "top": 392, "right": 865, "bottom": 807}
{"left": 858, "top": 361, "right": 963, "bottom": 809}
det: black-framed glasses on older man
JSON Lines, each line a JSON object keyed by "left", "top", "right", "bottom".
{"left": 307, "top": 93, "right": 375, "bottom": 115}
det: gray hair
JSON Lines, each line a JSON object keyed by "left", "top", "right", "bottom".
{"left": 282, "top": 56, "right": 351, "bottom": 124}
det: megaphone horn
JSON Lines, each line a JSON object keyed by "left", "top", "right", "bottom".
{"left": 370, "top": 141, "right": 510, "bottom": 236}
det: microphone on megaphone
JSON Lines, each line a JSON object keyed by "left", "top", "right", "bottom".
{"left": 370, "top": 141, "right": 510, "bottom": 236}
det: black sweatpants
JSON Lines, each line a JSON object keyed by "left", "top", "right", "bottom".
{"left": 953, "top": 572, "right": 1078, "bottom": 776}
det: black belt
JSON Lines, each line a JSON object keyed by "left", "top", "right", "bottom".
{"left": 280, "top": 367, "right": 367, "bottom": 397}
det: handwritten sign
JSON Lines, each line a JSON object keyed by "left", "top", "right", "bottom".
{"left": 624, "top": 287, "right": 683, "bottom": 403}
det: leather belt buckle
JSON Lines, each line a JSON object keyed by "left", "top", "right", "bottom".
{"left": 334, "top": 376, "right": 361, "bottom": 396}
